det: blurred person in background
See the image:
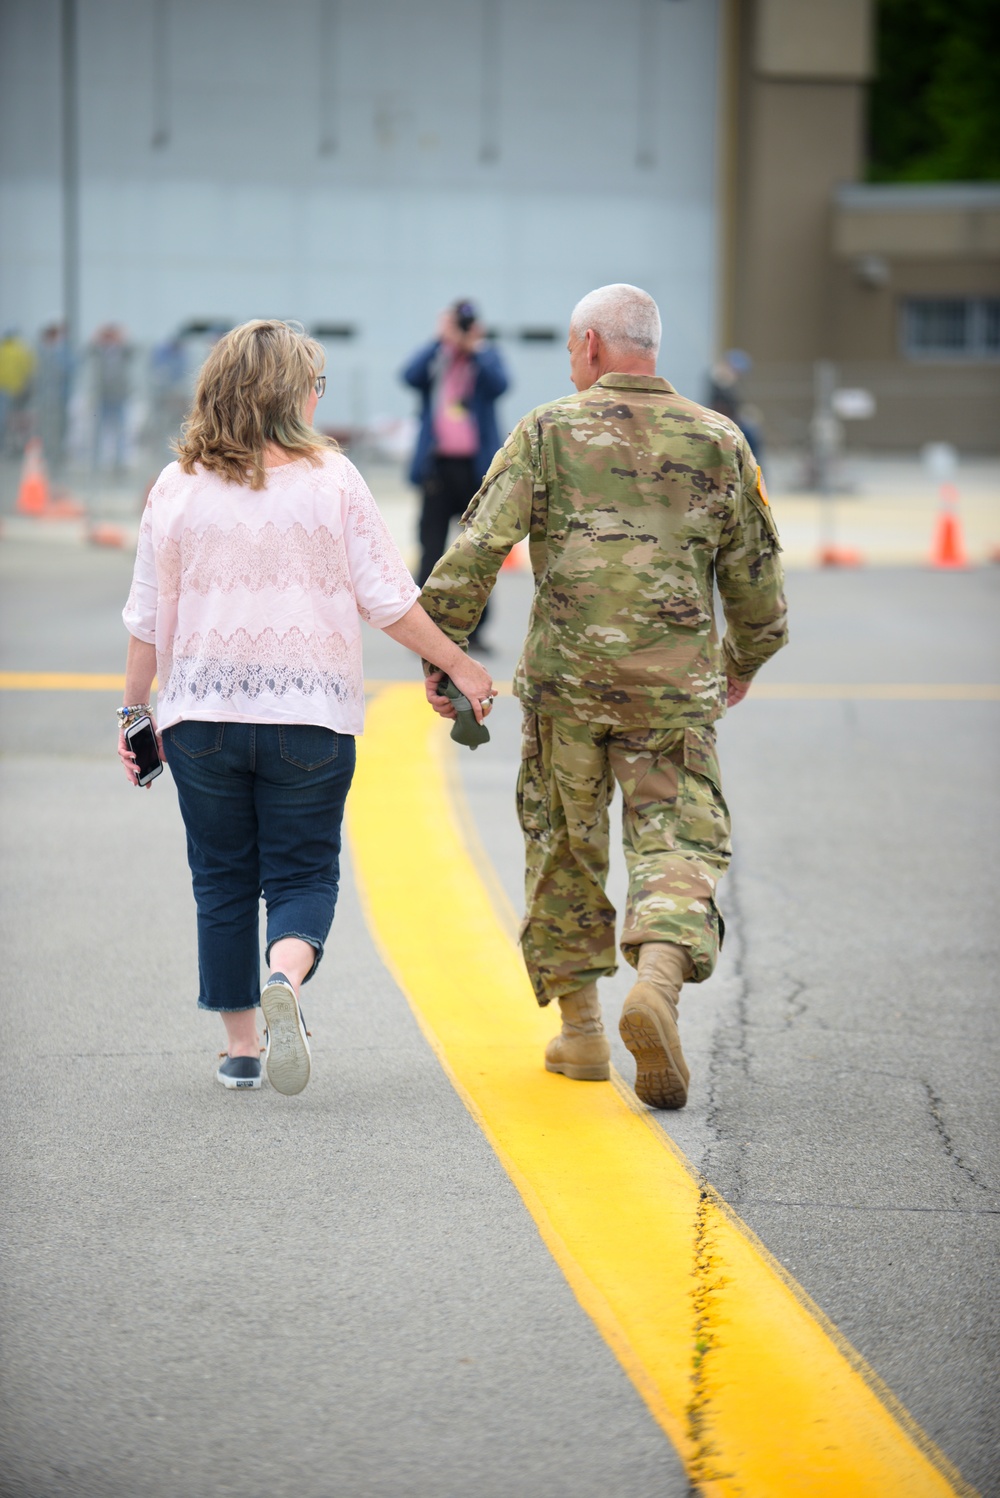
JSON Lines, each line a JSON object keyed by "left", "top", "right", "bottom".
{"left": 0, "top": 329, "right": 36, "bottom": 458}
{"left": 89, "top": 323, "right": 135, "bottom": 472}
{"left": 706, "top": 348, "right": 765, "bottom": 470}
{"left": 401, "top": 299, "right": 509, "bottom": 650}
{"left": 148, "top": 331, "right": 190, "bottom": 469}
{"left": 119, "top": 319, "right": 493, "bottom": 1096}
{"left": 34, "top": 322, "right": 73, "bottom": 471}
{"left": 420, "top": 285, "right": 787, "bottom": 1113}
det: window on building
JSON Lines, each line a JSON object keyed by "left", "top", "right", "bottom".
{"left": 984, "top": 300, "right": 1000, "bottom": 352}
{"left": 902, "top": 299, "right": 1000, "bottom": 359}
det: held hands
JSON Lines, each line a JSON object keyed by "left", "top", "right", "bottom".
{"left": 425, "top": 662, "right": 494, "bottom": 724}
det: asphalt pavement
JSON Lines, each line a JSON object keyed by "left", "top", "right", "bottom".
{"left": 0, "top": 533, "right": 997, "bottom": 1497}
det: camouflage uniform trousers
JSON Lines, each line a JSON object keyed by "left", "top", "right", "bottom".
{"left": 516, "top": 709, "right": 731, "bottom": 1006}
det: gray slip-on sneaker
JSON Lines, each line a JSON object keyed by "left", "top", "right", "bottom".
{"left": 261, "top": 973, "right": 311, "bottom": 1096}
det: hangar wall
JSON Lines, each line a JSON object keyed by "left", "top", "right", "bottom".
{"left": 0, "top": 0, "right": 722, "bottom": 430}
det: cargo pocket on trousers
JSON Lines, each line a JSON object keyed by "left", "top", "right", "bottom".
{"left": 683, "top": 727, "right": 723, "bottom": 794}
{"left": 516, "top": 710, "right": 549, "bottom": 837}
{"left": 678, "top": 726, "right": 731, "bottom": 863}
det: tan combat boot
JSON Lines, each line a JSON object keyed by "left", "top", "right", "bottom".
{"left": 544, "top": 983, "right": 610, "bottom": 1082}
{"left": 619, "top": 943, "right": 693, "bottom": 1109}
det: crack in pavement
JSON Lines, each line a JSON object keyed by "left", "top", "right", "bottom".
{"left": 701, "top": 858, "right": 753, "bottom": 1203}
{"left": 684, "top": 1183, "right": 737, "bottom": 1496}
{"left": 781, "top": 975, "right": 808, "bottom": 1030}
{"left": 683, "top": 866, "right": 755, "bottom": 1493}
{"left": 921, "top": 1079, "right": 993, "bottom": 1196}
{"left": 725, "top": 1198, "right": 1000, "bottom": 1215}
{"left": 721, "top": 862, "right": 753, "bottom": 1090}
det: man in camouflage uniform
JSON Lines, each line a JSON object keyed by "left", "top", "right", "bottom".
{"left": 420, "top": 284, "right": 787, "bottom": 1109}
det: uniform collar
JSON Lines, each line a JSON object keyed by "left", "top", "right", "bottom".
{"left": 592, "top": 373, "right": 676, "bottom": 395}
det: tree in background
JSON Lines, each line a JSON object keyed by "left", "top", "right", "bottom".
{"left": 867, "top": 0, "right": 1000, "bottom": 181}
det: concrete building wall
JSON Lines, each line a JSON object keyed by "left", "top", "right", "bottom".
{"left": 728, "top": 0, "right": 870, "bottom": 372}
{"left": 832, "top": 259, "right": 1000, "bottom": 364}
{"left": 727, "top": 0, "right": 999, "bottom": 453}
{"left": 828, "top": 185, "right": 1000, "bottom": 451}
{"left": 734, "top": 78, "right": 866, "bottom": 360}
{"left": 0, "top": 0, "right": 723, "bottom": 430}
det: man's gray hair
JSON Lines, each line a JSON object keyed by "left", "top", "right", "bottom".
{"left": 569, "top": 284, "right": 661, "bottom": 356}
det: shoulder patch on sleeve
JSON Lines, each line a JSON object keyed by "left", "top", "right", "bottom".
{"left": 746, "top": 464, "right": 780, "bottom": 548}
{"left": 756, "top": 466, "right": 769, "bottom": 506}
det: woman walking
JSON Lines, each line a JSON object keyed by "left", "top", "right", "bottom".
{"left": 119, "top": 320, "right": 493, "bottom": 1094}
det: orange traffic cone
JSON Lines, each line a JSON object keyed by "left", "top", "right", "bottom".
{"left": 819, "top": 545, "right": 863, "bottom": 568}
{"left": 88, "top": 522, "right": 127, "bottom": 547}
{"left": 930, "top": 483, "right": 968, "bottom": 569}
{"left": 16, "top": 438, "right": 51, "bottom": 515}
{"left": 501, "top": 537, "right": 530, "bottom": 572}
{"left": 816, "top": 495, "right": 864, "bottom": 568}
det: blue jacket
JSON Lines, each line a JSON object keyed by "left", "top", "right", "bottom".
{"left": 401, "top": 340, "right": 509, "bottom": 487}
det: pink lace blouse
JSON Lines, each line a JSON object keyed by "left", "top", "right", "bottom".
{"left": 122, "top": 452, "right": 419, "bottom": 734}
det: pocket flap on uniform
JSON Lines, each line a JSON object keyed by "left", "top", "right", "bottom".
{"left": 683, "top": 727, "right": 722, "bottom": 791}
{"left": 520, "top": 710, "right": 541, "bottom": 759}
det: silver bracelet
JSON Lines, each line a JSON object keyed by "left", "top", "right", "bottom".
{"left": 117, "top": 703, "right": 151, "bottom": 728}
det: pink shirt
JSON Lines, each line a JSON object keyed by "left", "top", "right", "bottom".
{"left": 123, "top": 452, "right": 419, "bottom": 735}
{"left": 432, "top": 349, "right": 478, "bottom": 457}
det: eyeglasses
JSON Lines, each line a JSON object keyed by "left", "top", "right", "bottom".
{"left": 314, "top": 375, "right": 326, "bottom": 398}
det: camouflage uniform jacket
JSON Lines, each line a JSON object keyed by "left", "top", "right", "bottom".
{"left": 420, "top": 373, "right": 788, "bottom": 727}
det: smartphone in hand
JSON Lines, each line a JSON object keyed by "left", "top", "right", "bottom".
{"left": 124, "top": 715, "right": 163, "bottom": 786}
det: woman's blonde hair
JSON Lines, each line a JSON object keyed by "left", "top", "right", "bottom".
{"left": 175, "top": 319, "right": 335, "bottom": 488}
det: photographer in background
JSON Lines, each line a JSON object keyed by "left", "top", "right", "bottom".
{"left": 401, "top": 300, "right": 509, "bottom": 650}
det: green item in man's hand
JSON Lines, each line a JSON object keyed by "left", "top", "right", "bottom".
{"left": 439, "top": 676, "right": 491, "bottom": 750}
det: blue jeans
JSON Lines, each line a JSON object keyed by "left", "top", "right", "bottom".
{"left": 162, "top": 721, "right": 356, "bottom": 1011}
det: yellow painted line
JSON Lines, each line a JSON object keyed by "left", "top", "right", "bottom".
{"left": 470, "top": 681, "right": 998, "bottom": 702}
{"left": 392, "top": 680, "right": 1000, "bottom": 702}
{"left": 347, "top": 683, "right": 976, "bottom": 1498}
{"left": 749, "top": 682, "right": 999, "bottom": 701}
{"left": 0, "top": 671, "right": 128, "bottom": 691}
{"left": 1, "top": 672, "right": 996, "bottom": 705}
{"left": 375, "top": 681, "right": 999, "bottom": 702}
